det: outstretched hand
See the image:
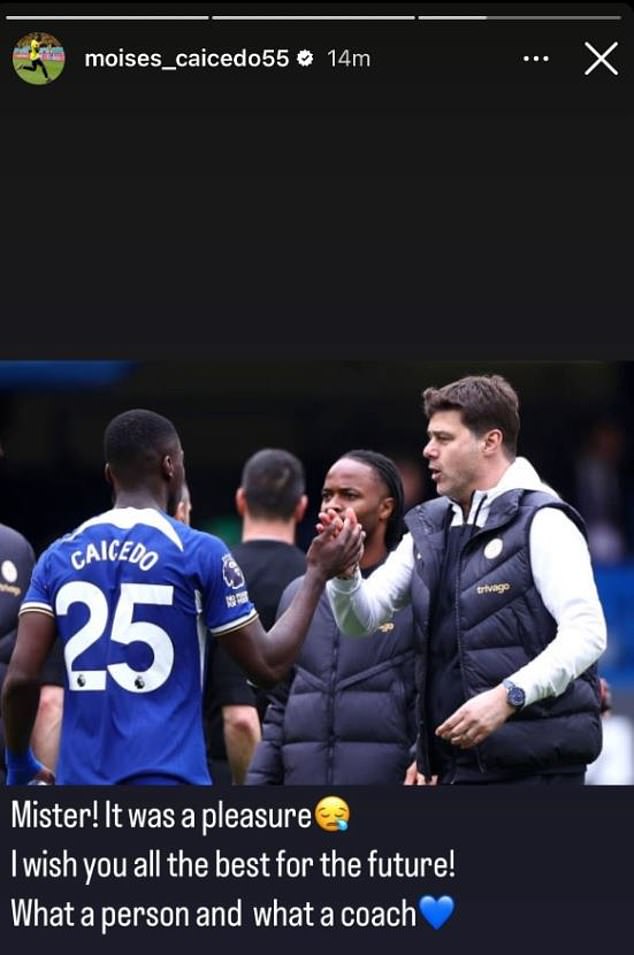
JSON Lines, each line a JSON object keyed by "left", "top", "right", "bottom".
{"left": 307, "top": 509, "right": 365, "bottom": 581}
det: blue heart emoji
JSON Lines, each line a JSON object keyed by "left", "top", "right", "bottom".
{"left": 418, "top": 895, "right": 455, "bottom": 930}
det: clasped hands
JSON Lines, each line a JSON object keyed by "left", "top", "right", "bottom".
{"left": 317, "top": 507, "right": 364, "bottom": 578}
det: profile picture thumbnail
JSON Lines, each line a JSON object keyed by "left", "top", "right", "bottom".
{"left": 13, "top": 32, "right": 65, "bottom": 85}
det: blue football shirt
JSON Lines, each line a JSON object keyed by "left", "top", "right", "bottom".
{"left": 20, "top": 507, "right": 258, "bottom": 784}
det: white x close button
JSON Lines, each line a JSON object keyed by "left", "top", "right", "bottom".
{"left": 584, "top": 41, "right": 619, "bottom": 77}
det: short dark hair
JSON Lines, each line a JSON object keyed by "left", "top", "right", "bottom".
{"left": 104, "top": 409, "right": 179, "bottom": 485}
{"left": 241, "top": 449, "right": 305, "bottom": 520}
{"left": 340, "top": 449, "right": 405, "bottom": 551}
{"left": 423, "top": 374, "right": 520, "bottom": 458}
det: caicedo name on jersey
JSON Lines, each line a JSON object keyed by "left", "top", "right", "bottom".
{"left": 70, "top": 539, "right": 159, "bottom": 572}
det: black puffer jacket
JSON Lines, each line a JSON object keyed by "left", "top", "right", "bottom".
{"left": 246, "top": 566, "right": 419, "bottom": 785}
{"left": 407, "top": 489, "right": 602, "bottom": 777}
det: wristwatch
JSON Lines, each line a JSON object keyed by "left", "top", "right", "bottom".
{"left": 502, "top": 679, "right": 526, "bottom": 711}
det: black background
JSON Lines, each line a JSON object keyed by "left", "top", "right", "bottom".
{"left": 1, "top": 1, "right": 632, "bottom": 352}
{"left": 3, "top": 785, "right": 634, "bottom": 951}
{"left": 2, "top": 3, "right": 634, "bottom": 953}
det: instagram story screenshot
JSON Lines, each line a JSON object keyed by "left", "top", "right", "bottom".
{"left": 1, "top": 3, "right": 633, "bottom": 953}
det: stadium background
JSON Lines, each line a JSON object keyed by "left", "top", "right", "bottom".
{"left": 1, "top": 359, "right": 633, "bottom": 732}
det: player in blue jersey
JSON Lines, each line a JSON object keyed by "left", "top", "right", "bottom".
{"left": 1, "top": 409, "right": 364, "bottom": 785}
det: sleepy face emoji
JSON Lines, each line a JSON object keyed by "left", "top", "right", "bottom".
{"left": 315, "top": 796, "right": 350, "bottom": 832}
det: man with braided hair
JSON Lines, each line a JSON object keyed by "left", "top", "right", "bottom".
{"left": 247, "top": 450, "right": 419, "bottom": 785}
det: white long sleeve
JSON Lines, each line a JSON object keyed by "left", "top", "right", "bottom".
{"left": 327, "top": 508, "right": 607, "bottom": 708}
{"left": 326, "top": 533, "right": 415, "bottom": 635}
{"left": 510, "top": 508, "right": 607, "bottom": 706}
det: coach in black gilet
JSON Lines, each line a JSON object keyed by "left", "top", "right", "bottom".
{"left": 327, "top": 375, "right": 606, "bottom": 785}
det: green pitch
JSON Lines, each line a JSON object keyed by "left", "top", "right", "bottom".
{"left": 13, "top": 58, "right": 65, "bottom": 84}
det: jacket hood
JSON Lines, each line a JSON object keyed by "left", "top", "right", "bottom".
{"left": 448, "top": 456, "right": 560, "bottom": 527}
